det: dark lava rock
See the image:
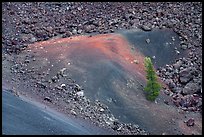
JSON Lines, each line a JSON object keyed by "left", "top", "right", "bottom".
{"left": 164, "top": 100, "right": 169, "bottom": 105}
{"left": 36, "top": 81, "right": 47, "bottom": 89}
{"left": 182, "top": 82, "right": 200, "bottom": 95}
{"left": 58, "top": 26, "right": 66, "bottom": 34}
{"left": 22, "top": 18, "right": 31, "bottom": 24}
{"left": 111, "top": 121, "right": 120, "bottom": 130}
{"left": 179, "top": 68, "right": 193, "bottom": 84}
{"left": 44, "top": 97, "right": 52, "bottom": 102}
{"left": 179, "top": 95, "right": 198, "bottom": 109}
{"left": 168, "top": 80, "right": 176, "bottom": 91}
{"left": 45, "top": 26, "right": 54, "bottom": 33}
{"left": 174, "top": 87, "right": 182, "bottom": 94}
{"left": 62, "top": 31, "right": 72, "bottom": 38}
{"left": 163, "top": 89, "right": 170, "bottom": 95}
{"left": 84, "top": 25, "right": 95, "bottom": 33}
{"left": 164, "top": 79, "right": 176, "bottom": 92}
{"left": 51, "top": 76, "right": 58, "bottom": 83}
{"left": 140, "top": 25, "right": 152, "bottom": 31}
{"left": 24, "top": 59, "right": 30, "bottom": 63}
{"left": 186, "top": 118, "right": 195, "bottom": 127}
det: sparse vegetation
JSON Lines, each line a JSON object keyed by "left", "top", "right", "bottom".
{"left": 144, "top": 57, "right": 161, "bottom": 101}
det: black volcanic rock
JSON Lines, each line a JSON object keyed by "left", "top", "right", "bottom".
{"left": 179, "top": 68, "right": 193, "bottom": 84}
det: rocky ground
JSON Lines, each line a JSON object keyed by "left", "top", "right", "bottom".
{"left": 2, "top": 52, "right": 148, "bottom": 135}
{"left": 2, "top": 2, "right": 202, "bottom": 135}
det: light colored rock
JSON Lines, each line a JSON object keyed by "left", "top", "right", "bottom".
{"left": 71, "top": 109, "right": 77, "bottom": 116}
{"left": 175, "top": 50, "right": 180, "bottom": 54}
{"left": 99, "top": 108, "right": 105, "bottom": 112}
{"left": 173, "top": 60, "right": 182, "bottom": 69}
{"left": 146, "top": 38, "right": 150, "bottom": 44}
{"left": 76, "top": 91, "right": 84, "bottom": 97}
{"left": 61, "top": 83, "right": 66, "bottom": 89}
{"left": 133, "top": 59, "right": 139, "bottom": 64}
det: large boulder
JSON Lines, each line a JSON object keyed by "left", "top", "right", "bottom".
{"left": 179, "top": 68, "right": 193, "bottom": 84}
{"left": 182, "top": 82, "right": 200, "bottom": 95}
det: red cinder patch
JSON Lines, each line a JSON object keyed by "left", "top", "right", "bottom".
{"left": 29, "top": 33, "right": 147, "bottom": 81}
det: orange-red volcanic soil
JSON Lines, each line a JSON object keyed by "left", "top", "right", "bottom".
{"left": 29, "top": 34, "right": 146, "bottom": 81}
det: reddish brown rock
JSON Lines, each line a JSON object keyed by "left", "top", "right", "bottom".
{"left": 186, "top": 118, "right": 195, "bottom": 127}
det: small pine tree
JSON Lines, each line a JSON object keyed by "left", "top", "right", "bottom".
{"left": 144, "top": 57, "right": 161, "bottom": 101}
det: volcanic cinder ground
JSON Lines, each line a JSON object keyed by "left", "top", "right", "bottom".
{"left": 2, "top": 29, "right": 201, "bottom": 135}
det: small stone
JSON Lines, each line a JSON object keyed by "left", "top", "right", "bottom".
{"left": 163, "top": 89, "right": 170, "bottom": 95}
{"left": 181, "top": 44, "right": 187, "bottom": 50}
{"left": 45, "top": 26, "right": 53, "bottom": 33}
{"left": 181, "top": 107, "right": 188, "bottom": 111}
{"left": 44, "top": 97, "right": 52, "bottom": 102}
{"left": 133, "top": 59, "right": 139, "bottom": 64}
{"left": 186, "top": 118, "right": 195, "bottom": 126}
{"left": 168, "top": 79, "right": 176, "bottom": 91}
{"left": 37, "top": 81, "right": 47, "bottom": 89}
{"left": 117, "top": 126, "right": 122, "bottom": 131}
{"left": 71, "top": 109, "right": 77, "bottom": 116}
{"left": 164, "top": 100, "right": 169, "bottom": 105}
{"left": 141, "top": 25, "right": 152, "bottom": 31}
{"left": 110, "top": 29, "right": 114, "bottom": 33}
{"left": 175, "top": 50, "right": 180, "bottom": 54}
{"left": 99, "top": 108, "right": 105, "bottom": 112}
{"left": 51, "top": 76, "right": 58, "bottom": 82}
{"left": 76, "top": 91, "right": 84, "bottom": 97}
{"left": 77, "top": 7, "right": 82, "bottom": 11}
{"left": 59, "top": 26, "right": 66, "bottom": 34}
{"left": 146, "top": 38, "right": 150, "bottom": 44}
{"left": 72, "top": 29, "right": 77, "bottom": 35}
{"left": 55, "top": 86, "right": 62, "bottom": 90}
{"left": 63, "top": 31, "right": 72, "bottom": 38}
{"left": 60, "top": 68, "right": 67, "bottom": 74}
{"left": 66, "top": 7, "right": 70, "bottom": 10}
{"left": 61, "top": 84, "right": 66, "bottom": 89}
{"left": 74, "top": 84, "right": 82, "bottom": 91}
{"left": 77, "top": 29, "right": 83, "bottom": 34}
{"left": 24, "top": 59, "right": 30, "bottom": 63}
